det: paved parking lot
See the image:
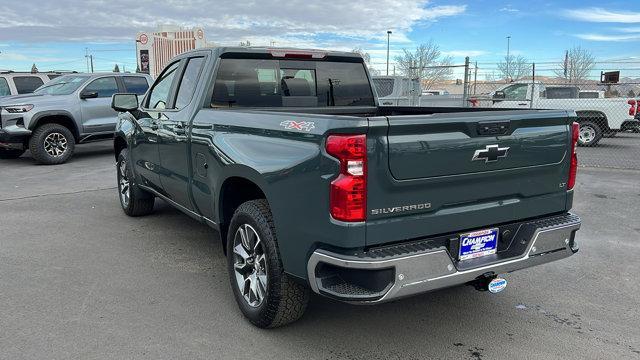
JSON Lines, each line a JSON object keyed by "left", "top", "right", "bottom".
{"left": 578, "top": 132, "right": 640, "bottom": 170}
{"left": 1, "top": 143, "right": 639, "bottom": 360}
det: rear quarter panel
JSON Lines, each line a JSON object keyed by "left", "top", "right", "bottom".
{"left": 189, "top": 109, "right": 368, "bottom": 279}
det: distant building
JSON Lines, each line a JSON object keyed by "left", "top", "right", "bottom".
{"left": 136, "top": 25, "right": 208, "bottom": 78}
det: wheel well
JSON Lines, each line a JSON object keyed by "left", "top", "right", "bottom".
{"left": 31, "top": 115, "right": 79, "bottom": 141}
{"left": 114, "top": 136, "right": 127, "bottom": 161}
{"left": 575, "top": 111, "right": 610, "bottom": 132}
{"left": 219, "top": 177, "right": 267, "bottom": 253}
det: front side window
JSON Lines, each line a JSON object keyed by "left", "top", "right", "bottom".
{"left": 211, "top": 58, "right": 374, "bottom": 108}
{"left": 502, "top": 84, "right": 528, "bottom": 101}
{"left": 14, "top": 76, "right": 44, "bottom": 94}
{"left": 83, "top": 77, "right": 119, "bottom": 98}
{"left": 123, "top": 76, "right": 150, "bottom": 95}
{"left": 175, "top": 57, "right": 204, "bottom": 109}
{"left": 147, "top": 62, "right": 180, "bottom": 110}
{"left": 0, "top": 78, "right": 10, "bottom": 96}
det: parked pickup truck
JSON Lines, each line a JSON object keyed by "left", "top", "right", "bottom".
{"left": 111, "top": 47, "right": 581, "bottom": 328}
{"left": 0, "top": 72, "right": 152, "bottom": 164}
{"left": 488, "top": 81, "right": 640, "bottom": 146}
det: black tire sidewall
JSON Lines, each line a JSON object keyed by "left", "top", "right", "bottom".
{"left": 226, "top": 203, "right": 280, "bottom": 326}
{"left": 30, "top": 124, "right": 75, "bottom": 164}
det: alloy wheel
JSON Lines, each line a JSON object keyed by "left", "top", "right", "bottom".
{"left": 232, "top": 224, "right": 268, "bottom": 307}
{"left": 43, "top": 132, "right": 68, "bottom": 157}
{"left": 118, "top": 159, "right": 130, "bottom": 207}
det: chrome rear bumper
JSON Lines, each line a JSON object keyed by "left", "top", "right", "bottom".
{"left": 307, "top": 213, "right": 580, "bottom": 303}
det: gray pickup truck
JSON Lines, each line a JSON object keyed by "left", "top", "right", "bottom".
{"left": 0, "top": 72, "right": 152, "bottom": 164}
{"left": 111, "top": 47, "right": 581, "bottom": 328}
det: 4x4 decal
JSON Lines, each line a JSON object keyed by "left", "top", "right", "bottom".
{"left": 280, "top": 120, "right": 315, "bottom": 132}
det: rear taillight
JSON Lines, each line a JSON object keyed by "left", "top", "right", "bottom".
{"left": 326, "top": 134, "right": 367, "bottom": 222}
{"left": 628, "top": 99, "right": 637, "bottom": 116}
{"left": 568, "top": 122, "right": 579, "bottom": 190}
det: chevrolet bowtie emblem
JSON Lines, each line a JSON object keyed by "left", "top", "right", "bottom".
{"left": 472, "top": 145, "right": 510, "bottom": 163}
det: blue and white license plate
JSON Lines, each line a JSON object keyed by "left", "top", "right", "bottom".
{"left": 459, "top": 228, "right": 499, "bottom": 261}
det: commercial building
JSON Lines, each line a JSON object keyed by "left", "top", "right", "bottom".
{"left": 136, "top": 25, "right": 208, "bottom": 78}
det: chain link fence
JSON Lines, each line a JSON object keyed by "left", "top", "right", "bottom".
{"left": 382, "top": 60, "right": 640, "bottom": 170}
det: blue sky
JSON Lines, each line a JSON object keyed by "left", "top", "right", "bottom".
{"left": 0, "top": 0, "right": 638, "bottom": 79}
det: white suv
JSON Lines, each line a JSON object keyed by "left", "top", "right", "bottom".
{"left": 0, "top": 71, "right": 75, "bottom": 97}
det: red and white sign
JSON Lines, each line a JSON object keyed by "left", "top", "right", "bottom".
{"left": 139, "top": 33, "right": 148, "bottom": 45}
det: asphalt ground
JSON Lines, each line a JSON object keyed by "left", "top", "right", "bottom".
{"left": 578, "top": 132, "right": 640, "bottom": 170}
{"left": 1, "top": 143, "right": 639, "bottom": 360}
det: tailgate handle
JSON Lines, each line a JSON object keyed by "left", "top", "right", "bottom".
{"left": 477, "top": 121, "right": 510, "bottom": 136}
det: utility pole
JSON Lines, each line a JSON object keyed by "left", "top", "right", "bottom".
{"left": 386, "top": 30, "right": 392, "bottom": 76}
{"left": 473, "top": 61, "right": 478, "bottom": 95}
{"left": 85, "top": 49, "right": 94, "bottom": 73}
{"left": 463, "top": 57, "right": 470, "bottom": 107}
{"left": 506, "top": 35, "right": 511, "bottom": 82}
{"left": 85, "top": 48, "right": 90, "bottom": 73}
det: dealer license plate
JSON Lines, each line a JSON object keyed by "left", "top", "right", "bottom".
{"left": 458, "top": 228, "right": 499, "bottom": 261}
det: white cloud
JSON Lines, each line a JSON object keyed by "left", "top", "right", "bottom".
{"left": 499, "top": 6, "right": 519, "bottom": 13}
{"left": 575, "top": 33, "right": 640, "bottom": 41}
{"left": 0, "top": 51, "right": 69, "bottom": 62}
{"left": 563, "top": 8, "right": 640, "bottom": 23}
{"left": 0, "top": 0, "right": 466, "bottom": 49}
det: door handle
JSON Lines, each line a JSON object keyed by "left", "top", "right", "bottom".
{"left": 173, "top": 122, "right": 186, "bottom": 136}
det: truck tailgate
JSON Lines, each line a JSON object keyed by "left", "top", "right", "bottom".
{"left": 365, "top": 110, "right": 573, "bottom": 246}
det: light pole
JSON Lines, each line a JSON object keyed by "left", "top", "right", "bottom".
{"left": 506, "top": 35, "right": 511, "bottom": 81}
{"left": 386, "top": 30, "right": 392, "bottom": 76}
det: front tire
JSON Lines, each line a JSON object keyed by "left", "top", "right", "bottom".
{"left": 29, "top": 123, "right": 75, "bottom": 164}
{"left": 117, "top": 148, "right": 155, "bottom": 216}
{"left": 227, "top": 199, "right": 310, "bottom": 328}
{"left": 0, "top": 148, "right": 25, "bottom": 159}
{"left": 577, "top": 121, "right": 602, "bottom": 147}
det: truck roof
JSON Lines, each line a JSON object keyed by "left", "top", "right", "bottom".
{"left": 176, "top": 46, "right": 364, "bottom": 61}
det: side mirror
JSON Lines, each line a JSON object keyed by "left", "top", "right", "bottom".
{"left": 80, "top": 90, "right": 99, "bottom": 99}
{"left": 111, "top": 93, "right": 139, "bottom": 112}
{"left": 493, "top": 91, "right": 506, "bottom": 100}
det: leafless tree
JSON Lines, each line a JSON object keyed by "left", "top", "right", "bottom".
{"left": 394, "top": 41, "right": 453, "bottom": 90}
{"left": 352, "top": 47, "right": 380, "bottom": 75}
{"left": 497, "top": 55, "right": 531, "bottom": 82}
{"left": 554, "top": 46, "right": 595, "bottom": 83}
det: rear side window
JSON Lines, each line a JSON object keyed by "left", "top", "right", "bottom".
{"left": 0, "top": 78, "right": 10, "bottom": 96}
{"left": 13, "top": 76, "right": 44, "bottom": 94}
{"left": 83, "top": 77, "right": 119, "bottom": 98}
{"left": 175, "top": 57, "right": 204, "bottom": 109}
{"left": 123, "top": 76, "right": 149, "bottom": 95}
{"left": 211, "top": 58, "right": 374, "bottom": 108}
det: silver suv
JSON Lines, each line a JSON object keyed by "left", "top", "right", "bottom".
{"left": 0, "top": 72, "right": 152, "bottom": 164}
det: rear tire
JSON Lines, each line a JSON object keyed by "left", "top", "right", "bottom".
{"left": 0, "top": 148, "right": 25, "bottom": 159}
{"left": 227, "top": 199, "right": 310, "bottom": 328}
{"left": 117, "top": 148, "right": 155, "bottom": 216}
{"left": 29, "top": 123, "right": 75, "bottom": 164}
{"left": 577, "top": 121, "right": 602, "bottom": 147}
